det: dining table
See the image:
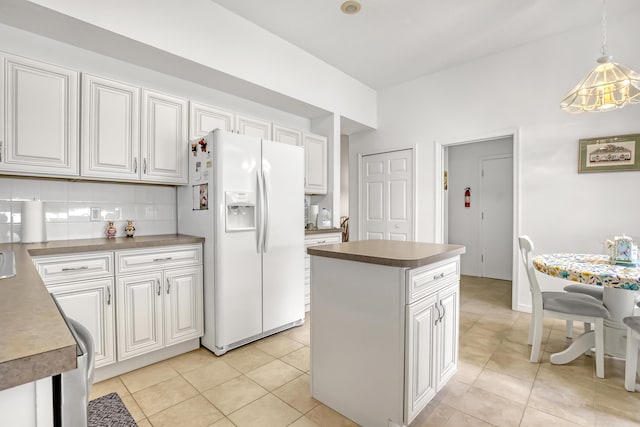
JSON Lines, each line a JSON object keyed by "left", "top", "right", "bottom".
{"left": 533, "top": 253, "right": 640, "bottom": 365}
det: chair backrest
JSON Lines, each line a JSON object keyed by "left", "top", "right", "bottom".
{"left": 518, "top": 235, "right": 542, "bottom": 304}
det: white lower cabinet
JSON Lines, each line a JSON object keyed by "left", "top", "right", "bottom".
{"left": 116, "top": 245, "right": 204, "bottom": 361}
{"left": 405, "top": 280, "right": 459, "bottom": 422}
{"left": 304, "top": 232, "right": 341, "bottom": 311}
{"left": 33, "top": 243, "right": 203, "bottom": 379}
{"left": 48, "top": 278, "right": 116, "bottom": 369}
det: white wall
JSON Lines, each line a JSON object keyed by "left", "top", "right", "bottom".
{"left": 349, "top": 11, "right": 640, "bottom": 311}
{"left": 447, "top": 138, "right": 513, "bottom": 276}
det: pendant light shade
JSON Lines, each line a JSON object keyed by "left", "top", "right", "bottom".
{"left": 560, "top": 56, "right": 640, "bottom": 113}
{"left": 560, "top": 0, "right": 640, "bottom": 113}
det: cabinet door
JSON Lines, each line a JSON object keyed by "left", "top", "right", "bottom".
{"left": 117, "top": 272, "right": 164, "bottom": 360}
{"left": 405, "top": 293, "right": 438, "bottom": 424}
{"left": 437, "top": 283, "right": 459, "bottom": 389}
{"left": 273, "top": 124, "right": 302, "bottom": 146}
{"left": 1, "top": 54, "right": 79, "bottom": 176}
{"left": 235, "top": 114, "right": 271, "bottom": 139}
{"left": 164, "top": 267, "right": 203, "bottom": 346}
{"left": 140, "top": 89, "right": 188, "bottom": 184}
{"left": 48, "top": 278, "right": 116, "bottom": 368}
{"left": 304, "top": 133, "right": 327, "bottom": 194}
{"left": 189, "top": 101, "right": 234, "bottom": 139}
{"left": 81, "top": 74, "right": 140, "bottom": 180}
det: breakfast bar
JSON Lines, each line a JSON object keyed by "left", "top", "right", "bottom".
{"left": 308, "top": 240, "right": 465, "bottom": 427}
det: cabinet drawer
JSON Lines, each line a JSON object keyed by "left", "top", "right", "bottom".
{"left": 304, "top": 234, "right": 341, "bottom": 248}
{"left": 116, "top": 244, "right": 202, "bottom": 274}
{"left": 406, "top": 257, "right": 459, "bottom": 304}
{"left": 33, "top": 252, "right": 114, "bottom": 285}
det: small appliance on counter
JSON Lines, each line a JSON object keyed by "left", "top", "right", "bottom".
{"left": 307, "top": 204, "right": 319, "bottom": 230}
{"left": 21, "top": 200, "right": 46, "bottom": 243}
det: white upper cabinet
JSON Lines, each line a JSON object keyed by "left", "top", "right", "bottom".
{"left": 304, "top": 133, "right": 327, "bottom": 194}
{"left": 81, "top": 74, "right": 140, "bottom": 180}
{"left": 273, "top": 124, "right": 302, "bottom": 146}
{"left": 0, "top": 54, "right": 79, "bottom": 177}
{"left": 141, "top": 89, "right": 188, "bottom": 184}
{"left": 236, "top": 114, "right": 272, "bottom": 139}
{"left": 189, "top": 101, "right": 234, "bottom": 139}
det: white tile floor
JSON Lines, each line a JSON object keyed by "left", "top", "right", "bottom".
{"left": 90, "top": 275, "right": 640, "bottom": 426}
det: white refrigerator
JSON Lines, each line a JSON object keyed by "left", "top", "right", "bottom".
{"left": 178, "top": 130, "right": 304, "bottom": 355}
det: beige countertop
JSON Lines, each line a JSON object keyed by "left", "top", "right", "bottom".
{"left": 306, "top": 240, "right": 465, "bottom": 268}
{"left": 304, "top": 228, "right": 342, "bottom": 236}
{"left": 0, "top": 234, "right": 204, "bottom": 392}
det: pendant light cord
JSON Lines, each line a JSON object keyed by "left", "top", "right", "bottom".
{"left": 601, "top": 0, "right": 608, "bottom": 56}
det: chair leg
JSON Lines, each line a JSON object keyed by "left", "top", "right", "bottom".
{"left": 594, "top": 318, "right": 605, "bottom": 379}
{"left": 625, "top": 327, "right": 638, "bottom": 392}
{"left": 530, "top": 310, "right": 544, "bottom": 363}
{"left": 584, "top": 322, "right": 592, "bottom": 356}
{"left": 565, "top": 320, "right": 573, "bottom": 338}
{"left": 528, "top": 312, "right": 534, "bottom": 345}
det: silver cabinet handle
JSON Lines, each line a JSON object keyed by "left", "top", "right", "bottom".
{"left": 433, "top": 272, "right": 445, "bottom": 280}
{"left": 434, "top": 302, "right": 441, "bottom": 325}
{"left": 156, "top": 279, "right": 161, "bottom": 296}
{"left": 62, "top": 266, "right": 89, "bottom": 272}
{"left": 107, "top": 286, "right": 111, "bottom": 305}
{"left": 134, "top": 157, "right": 138, "bottom": 173}
{"left": 153, "top": 257, "right": 173, "bottom": 262}
{"left": 317, "top": 240, "right": 326, "bottom": 244}
{"left": 0, "top": 140, "right": 3, "bottom": 162}
{"left": 143, "top": 158, "right": 147, "bottom": 174}
{"left": 166, "top": 277, "right": 170, "bottom": 294}
{"left": 439, "top": 300, "right": 446, "bottom": 322}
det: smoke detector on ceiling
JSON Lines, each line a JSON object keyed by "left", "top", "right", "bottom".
{"left": 341, "top": 1, "right": 361, "bottom": 15}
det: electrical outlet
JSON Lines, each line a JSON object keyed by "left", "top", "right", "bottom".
{"left": 90, "top": 207, "right": 101, "bottom": 222}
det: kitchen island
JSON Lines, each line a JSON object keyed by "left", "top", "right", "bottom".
{"left": 308, "top": 240, "right": 465, "bottom": 427}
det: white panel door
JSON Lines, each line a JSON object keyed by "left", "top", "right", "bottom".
{"left": 262, "top": 139, "right": 305, "bottom": 331}
{"left": 117, "top": 272, "right": 164, "bottom": 360}
{"left": 214, "top": 131, "right": 262, "bottom": 349}
{"left": 164, "top": 267, "right": 203, "bottom": 346}
{"left": 81, "top": 74, "right": 140, "bottom": 180}
{"left": 141, "top": 89, "right": 188, "bottom": 184}
{"left": 304, "top": 133, "right": 327, "bottom": 194}
{"left": 480, "top": 156, "right": 513, "bottom": 280}
{"left": 405, "top": 293, "right": 438, "bottom": 423}
{"left": 1, "top": 54, "right": 79, "bottom": 176}
{"left": 361, "top": 149, "right": 413, "bottom": 241}
{"left": 235, "top": 114, "right": 271, "bottom": 139}
{"left": 189, "top": 101, "right": 234, "bottom": 139}
{"left": 49, "top": 278, "right": 115, "bottom": 368}
{"left": 273, "top": 124, "right": 302, "bottom": 146}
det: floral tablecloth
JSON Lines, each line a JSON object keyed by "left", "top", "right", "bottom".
{"left": 533, "top": 253, "right": 640, "bottom": 290}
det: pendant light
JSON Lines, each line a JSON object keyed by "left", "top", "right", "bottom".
{"left": 560, "top": 0, "right": 640, "bottom": 113}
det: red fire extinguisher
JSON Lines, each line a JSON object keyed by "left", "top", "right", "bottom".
{"left": 464, "top": 187, "right": 471, "bottom": 208}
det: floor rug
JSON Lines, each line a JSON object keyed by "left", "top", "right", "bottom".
{"left": 88, "top": 392, "right": 138, "bottom": 427}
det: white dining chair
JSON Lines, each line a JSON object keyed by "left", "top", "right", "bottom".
{"left": 518, "top": 236, "right": 610, "bottom": 378}
{"left": 564, "top": 284, "right": 604, "bottom": 339}
{"left": 624, "top": 305, "right": 640, "bottom": 392}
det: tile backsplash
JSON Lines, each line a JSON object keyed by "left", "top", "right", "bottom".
{"left": 0, "top": 177, "right": 177, "bottom": 243}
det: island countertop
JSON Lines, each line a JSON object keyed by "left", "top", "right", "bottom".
{"left": 0, "top": 234, "right": 204, "bottom": 392}
{"left": 306, "top": 240, "right": 465, "bottom": 268}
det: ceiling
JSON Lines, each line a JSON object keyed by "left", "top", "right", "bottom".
{"left": 211, "top": 0, "right": 640, "bottom": 90}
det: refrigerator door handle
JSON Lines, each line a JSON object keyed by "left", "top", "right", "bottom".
{"left": 262, "top": 169, "right": 271, "bottom": 253}
{"left": 256, "top": 170, "right": 264, "bottom": 253}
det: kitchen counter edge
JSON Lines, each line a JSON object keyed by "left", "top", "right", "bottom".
{"left": 307, "top": 240, "right": 465, "bottom": 268}
{"left": 0, "top": 234, "right": 204, "bottom": 392}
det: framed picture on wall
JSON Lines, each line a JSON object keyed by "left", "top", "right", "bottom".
{"left": 578, "top": 134, "right": 640, "bottom": 173}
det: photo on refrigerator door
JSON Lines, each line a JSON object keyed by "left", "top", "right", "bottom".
{"left": 192, "top": 184, "right": 208, "bottom": 210}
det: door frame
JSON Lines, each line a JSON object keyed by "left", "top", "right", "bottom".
{"left": 434, "top": 128, "right": 522, "bottom": 311}
{"left": 478, "top": 154, "right": 513, "bottom": 280}
{"left": 357, "top": 146, "right": 417, "bottom": 241}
